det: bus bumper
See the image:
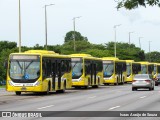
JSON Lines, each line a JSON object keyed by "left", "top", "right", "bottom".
{"left": 72, "top": 81, "right": 85, "bottom": 87}
{"left": 103, "top": 79, "right": 116, "bottom": 84}
{"left": 6, "top": 85, "right": 43, "bottom": 92}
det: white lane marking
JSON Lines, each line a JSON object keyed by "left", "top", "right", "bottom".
{"left": 88, "top": 96, "right": 97, "bottom": 99}
{"left": 37, "top": 105, "right": 55, "bottom": 110}
{"left": 140, "top": 96, "right": 146, "bottom": 99}
{"left": 108, "top": 106, "right": 120, "bottom": 110}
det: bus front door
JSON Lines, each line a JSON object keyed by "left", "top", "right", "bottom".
{"left": 52, "top": 59, "right": 62, "bottom": 90}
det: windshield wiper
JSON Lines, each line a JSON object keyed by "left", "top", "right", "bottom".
{"left": 105, "top": 64, "right": 109, "bottom": 70}
{"left": 16, "top": 60, "right": 22, "bottom": 70}
{"left": 25, "top": 60, "right": 33, "bottom": 69}
{"left": 72, "top": 62, "right": 79, "bottom": 69}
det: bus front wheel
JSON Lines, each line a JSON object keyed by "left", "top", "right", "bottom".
{"left": 57, "top": 81, "right": 66, "bottom": 93}
{"left": 15, "top": 91, "right": 21, "bottom": 95}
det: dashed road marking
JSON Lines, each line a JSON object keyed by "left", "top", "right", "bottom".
{"left": 140, "top": 96, "right": 146, "bottom": 99}
{"left": 108, "top": 106, "right": 120, "bottom": 110}
{"left": 37, "top": 105, "right": 55, "bottom": 110}
{"left": 88, "top": 96, "right": 97, "bottom": 99}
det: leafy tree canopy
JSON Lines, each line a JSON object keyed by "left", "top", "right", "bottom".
{"left": 145, "top": 51, "right": 160, "bottom": 62}
{"left": 116, "top": 0, "right": 160, "bottom": 10}
{"left": 105, "top": 41, "right": 145, "bottom": 61}
{"left": 64, "top": 31, "right": 88, "bottom": 43}
{"left": 0, "top": 41, "right": 17, "bottom": 51}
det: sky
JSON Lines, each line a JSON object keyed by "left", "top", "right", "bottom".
{"left": 0, "top": 0, "right": 160, "bottom": 53}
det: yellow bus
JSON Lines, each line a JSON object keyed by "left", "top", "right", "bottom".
{"left": 126, "top": 60, "right": 141, "bottom": 82}
{"left": 153, "top": 63, "right": 160, "bottom": 85}
{"left": 153, "top": 63, "right": 158, "bottom": 78}
{"left": 151, "top": 63, "right": 160, "bottom": 78}
{"left": 138, "top": 61, "right": 154, "bottom": 74}
{"left": 71, "top": 54, "right": 103, "bottom": 88}
{"left": 6, "top": 50, "right": 72, "bottom": 95}
{"left": 102, "top": 57, "right": 126, "bottom": 85}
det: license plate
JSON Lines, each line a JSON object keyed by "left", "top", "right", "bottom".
{"left": 138, "top": 81, "right": 144, "bottom": 82}
{"left": 21, "top": 87, "right": 27, "bottom": 91}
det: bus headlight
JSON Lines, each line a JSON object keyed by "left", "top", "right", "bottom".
{"left": 9, "top": 80, "right": 14, "bottom": 86}
{"left": 109, "top": 76, "right": 113, "bottom": 79}
{"left": 78, "top": 78, "right": 82, "bottom": 81}
{"left": 34, "top": 81, "right": 40, "bottom": 86}
{"left": 72, "top": 78, "right": 82, "bottom": 82}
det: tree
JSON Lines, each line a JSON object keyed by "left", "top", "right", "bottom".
{"left": 84, "top": 49, "right": 112, "bottom": 58}
{"left": 104, "top": 41, "right": 145, "bottom": 61}
{"left": 145, "top": 51, "right": 160, "bottom": 62}
{"left": 0, "top": 41, "right": 17, "bottom": 51}
{"left": 64, "top": 31, "right": 88, "bottom": 43}
{"left": 0, "top": 48, "right": 18, "bottom": 82}
{"left": 33, "top": 44, "right": 44, "bottom": 50}
{"left": 116, "top": 0, "right": 160, "bottom": 10}
{"left": 60, "top": 40, "right": 92, "bottom": 54}
{"left": 47, "top": 45, "right": 62, "bottom": 54}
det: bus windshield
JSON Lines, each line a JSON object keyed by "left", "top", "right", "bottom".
{"left": 103, "top": 61, "right": 114, "bottom": 77}
{"left": 127, "top": 63, "right": 131, "bottom": 77}
{"left": 71, "top": 58, "right": 83, "bottom": 79}
{"left": 9, "top": 55, "right": 40, "bottom": 80}
{"left": 141, "top": 65, "right": 147, "bottom": 74}
{"left": 153, "top": 65, "right": 157, "bottom": 75}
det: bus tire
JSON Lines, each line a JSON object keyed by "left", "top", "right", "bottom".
{"left": 75, "top": 86, "right": 81, "bottom": 89}
{"left": 15, "top": 91, "right": 21, "bottom": 95}
{"left": 122, "top": 77, "right": 125, "bottom": 85}
{"left": 98, "top": 78, "right": 100, "bottom": 85}
{"left": 88, "top": 78, "right": 91, "bottom": 86}
{"left": 114, "top": 78, "right": 118, "bottom": 85}
{"left": 104, "top": 83, "right": 109, "bottom": 85}
{"left": 57, "top": 81, "right": 66, "bottom": 93}
{"left": 92, "top": 84, "right": 98, "bottom": 88}
{"left": 84, "top": 79, "right": 90, "bottom": 89}
{"left": 44, "top": 82, "right": 51, "bottom": 95}
{"left": 84, "top": 86, "right": 89, "bottom": 89}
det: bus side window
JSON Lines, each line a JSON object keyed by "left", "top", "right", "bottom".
{"left": 68, "top": 60, "right": 71, "bottom": 72}
{"left": 61, "top": 60, "right": 68, "bottom": 73}
{"left": 42, "top": 59, "right": 46, "bottom": 78}
{"left": 47, "top": 59, "right": 52, "bottom": 77}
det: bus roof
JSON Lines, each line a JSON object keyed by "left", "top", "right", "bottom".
{"left": 10, "top": 50, "right": 70, "bottom": 59}
{"left": 70, "top": 54, "right": 92, "bottom": 57}
{"left": 24, "top": 50, "right": 57, "bottom": 54}
{"left": 137, "top": 61, "right": 149, "bottom": 65}
{"left": 125, "top": 60, "right": 135, "bottom": 63}
{"left": 102, "top": 57, "right": 119, "bottom": 61}
{"left": 70, "top": 54, "right": 101, "bottom": 60}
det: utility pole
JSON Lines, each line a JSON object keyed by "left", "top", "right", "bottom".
{"left": 149, "top": 41, "right": 151, "bottom": 62}
{"left": 73, "top": 16, "right": 81, "bottom": 52}
{"left": 114, "top": 24, "right": 121, "bottom": 58}
{"left": 44, "top": 4, "right": 54, "bottom": 50}
{"left": 18, "top": 0, "right": 21, "bottom": 53}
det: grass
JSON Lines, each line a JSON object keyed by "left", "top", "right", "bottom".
{"left": 0, "top": 85, "right": 6, "bottom": 88}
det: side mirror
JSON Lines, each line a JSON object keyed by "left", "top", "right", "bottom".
{"left": 4, "top": 61, "right": 8, "bottom": 69}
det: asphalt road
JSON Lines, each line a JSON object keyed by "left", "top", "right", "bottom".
{"left": 0, "top": 84, "right": 160, "bottom": 120}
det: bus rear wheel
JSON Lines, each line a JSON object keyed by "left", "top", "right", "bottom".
{"left": 15, "top": 91, "right": 21, "bottom": 95}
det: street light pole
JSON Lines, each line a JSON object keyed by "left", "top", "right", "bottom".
{"left": 73, "top": 16, "right": 81, "bottom": 52}
{"left": 18, "top": 0, "right": 21, "bottom": 53}
{"left": 114, "top": 24, "right": 121, "bottom": 58}
{"left": 139, "top": 37, "right": 143, "bottom": 49}
{"left": 44, "top": 4, "right": 54, "bottom": 50}
{"left": 129, "top": 31, "right": 134, "bottom": 45}
{"left": 149, "top": 41, "right": 151, "bottom": 62}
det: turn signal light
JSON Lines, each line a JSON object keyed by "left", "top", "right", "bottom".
{"left": 132, "top": 80, "right": 136, "bottom": 82}
{"left": 145, "top": 80, "right": 150, "bottom": 83}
